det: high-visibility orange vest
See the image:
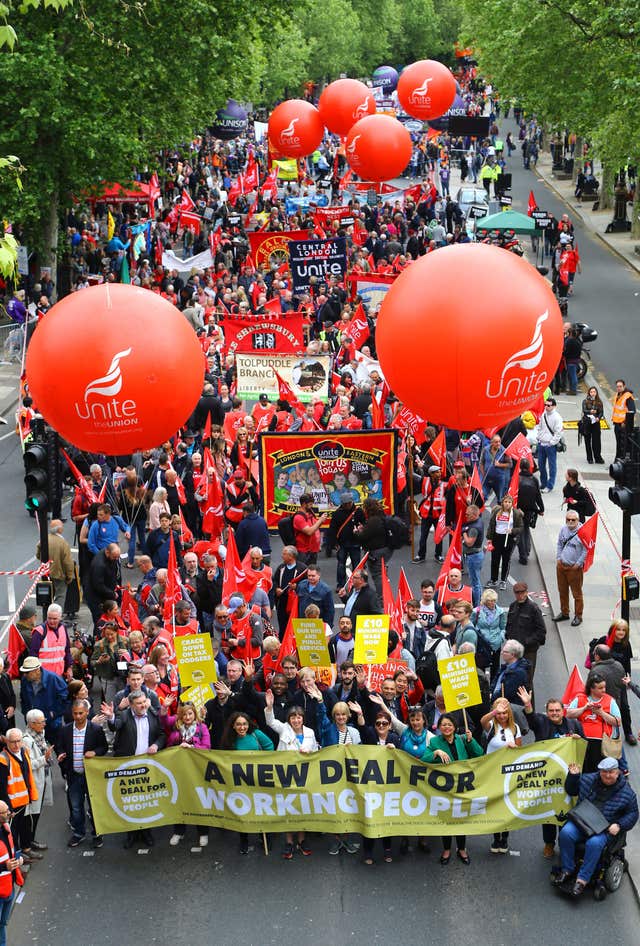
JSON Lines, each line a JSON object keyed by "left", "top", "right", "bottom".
{"left": 574, "top": 693, "right": 615, "bottom": 740}
{"left": 0, "top": 824, "right": 24, "bottom": 895}
{"left": 36, "top": 623, "right": 67, "bottom": 676}
{"left": 418, "top": 479, "right": 446, "bottom": 519}
{"left": 173, "top": 618, "right": 199, "bottom": 637}
{"left": 612, "top": 391, "right": 633, "bottom": 424}
{"left": 0, "top": 749, "right": 38, "bottom": 811}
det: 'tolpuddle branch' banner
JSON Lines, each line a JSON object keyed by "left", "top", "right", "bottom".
{"left": 86, "top": 739, "right": 585, "bottom": 837}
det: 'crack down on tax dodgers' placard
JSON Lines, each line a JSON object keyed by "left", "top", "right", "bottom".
{"left": 86, "top": 739, "right": 585, "bottom": 837}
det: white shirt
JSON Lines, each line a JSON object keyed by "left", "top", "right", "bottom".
{"left": 133, "top": 713, "right": 150, "bottom": 755}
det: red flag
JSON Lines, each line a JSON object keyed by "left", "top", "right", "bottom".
{"left": 339, "top": 168, "right": 353, "bottom": 189}
{"left": 381, "top": 560, "right": 402, "bottom": 637}
{"left": 209, "top": 228, "right": 221, "bottom": 258}
{"left": 391, "top": 406, "right": 426, "bottom": 444}
{"left": 228, "top": 175, "right": 244, "bottom": 206}
{"left": 470, "top": 464, "right": 486, "bottom": 511}
{"left": 403, "top": 183, "right": 423, "bottom": 204}
{"left": 180, "top": 188, "right": 195, "bottom": 211}
{"left": 263, "top": 295, "right": 282, "bottom": 314}
{"left": 180, "top": 210, "right": 201, "bottom": 234}
{"left": 261, "top": 167, "right": 278, "bottom": 201}
{"left": 244, "top": 155, "right": 260, "bottom": 191}
{"left": 121, "top": 586, "right": 142, "bottom": 631}
{"left": 202, "top": 412, "right": 212, "bottom": 443}
{"left": 577, "top": 512, "right": 598, "bottom": 573}
{"left": 244, "top": 193, "right": 259, "bottom": 229}
{"left": 221, "top": 528, "right": 259, "bottom": 604}
{"left": 527, "top": 190, "right": 537, "bottom": 216}
{"left": 505, "top": 433, "right": 534, "bottom": 471}
{"left": 342, "top": 302, "right": 369, "bottom": 350}
{"left": 347, "top": 552, "right": 369, "bottom": 590}
{"left": 97, "top": 478, "right": 108, "bottom": 504}
{"left": 436, "top": 514, "right": 463, "bottom": 604}
{"left": 202, "top": 467, "right": 224, "bottom": 538}
{"left": 6, "top": 623, "right": 26, "bottom": 679}
{"left": 163, "top": 531, "right": 182, "bottom": 622}
{"left": 434, "top": 511, "right": 449, "bottom": 545}
{"left": 275, "top": 596, "right": 299, "bottom": 671}
{"left": 175, "top": 474, "right": 187, "bottom": 506}
{"left": 507, "top": 459, "right": 520, "bottom": 506}
{"left": 562, "top": 665, "right": 584, "bottom": 708}
{"left": 61, "top": 448, "right": 97, "bottom": 506}
{"left": 370, "top": 391, "right": 385, "bottom": 429}
{"left": 179, "top": 508, "right": 194, "bottom": 546}
{"left": 427, "top": 430, "right": 447, "bottom": 477}
{"left": 396, "top": 568, "right": 414, "bottom": 615}
{"left": 274, "top": 371, "right": 305, "bottom": 419}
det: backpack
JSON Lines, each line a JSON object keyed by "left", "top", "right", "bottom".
{"left": 385, "top": 515, "right": 410, "bottom": 550}
{"left": 277, "top": 515, "right": 296, "bottom": 546}
{"left": 416, "top": 636, "right": 444, "bottom": 692}
{"left": 474, "top": 629, "right": 495, "bottom": 671}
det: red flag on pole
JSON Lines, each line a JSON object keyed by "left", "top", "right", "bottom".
{"left": 174, "top": 475, "right": 187, "bottom": 506}
{"left": 436, "top": 514, "right": 463, "bottom": 604}
{"left": 179, "top": 509, "right": 194, "bottom": 546}
{"left": 507, "top": 459, "right": 520, "bottom": 506}
{"left": 504, "top": 433, "right": 534, "bottom": 471}
{"left": 347, "top": 552, "right": 369, "bottom": 590}
{"left": 381, "top": 560, "right": 401, "bottom": 636}
{"left": 428, "top": 430, "right": 447, "bottom": 477}
{"left": 6, "top": 623, "right": 26, "bottom": 679}
{"left": 577, "top": 512, "right": 598, "bottom": 573}
{"left": 202, "top": 412, "right": 212, "bottom": 443}
{"left": 97, "top": 478, "right": 108, "bottom": 504}
{"left": 274, "top": 371, "right": 306, "bottom": 419}
{"left": 527, "top": 190, "right": 537, "bottom": 216}
{"left": 202, "top": 467, "right": 224, "bottom": 539}
{"left": 163, "top": 531, "right": 182, "bottom": 623}
{"left": 370, "top": 391, "right": 385, "bottom": 430}
{"left": 121, "top": 586, "right": 142, "bottom": 631}
{"left": 342, "top": 302, "right": 369, "bottom": 350}
{"left": 396, "top": 568, "right": 414, "bottom": 615}
{"left": 470, "top": 464, "right": 486, "bottom": 511}
{"left": 61, "top": 448, "right": 98, "bottom": 506}
{"left": 180, "top": 188, "right": 195, "bottom": 211}
{"left": 562, "top": 664, "right": 584, "bottom": 708}
{"left": 244, "top": 155, "right": 260, "bottom": 191}
{"left": 275, "top": 595, "right": 299, "bottom": 672}
{"left": 228, "top": 175, "right": 244, "bottom": 206}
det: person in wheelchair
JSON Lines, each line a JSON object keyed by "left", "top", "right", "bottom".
{"left": 554, "top": 757, "right": 638, "bottom": 897}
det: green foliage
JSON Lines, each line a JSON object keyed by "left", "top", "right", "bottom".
{"left": 461, "top": 0, "right": 640, "bottom": 171}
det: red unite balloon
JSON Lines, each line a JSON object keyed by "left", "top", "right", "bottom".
{"left": 397, "top": 60, "right": 456, "bottom": 120}
{"left": 26, "top": 284, "right": 204, "bottom": 453}
{"left": 318, "top": 79, "right": 376, "bottom": 137}
{"left": 268, "top": 100, "right": 324, "bottom": 158}
{"left": 376, "top": 243, "right": 564, "bottom": 430}
{"left": 345, "top": 114, "right": 412, "bottom": 182}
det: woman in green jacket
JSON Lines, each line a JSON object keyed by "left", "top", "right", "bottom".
{"left": 421, "top": 713, "right": 484, "bottom": 865}
{"left": 221, "top": 712, "right": 274, "bottom": 854}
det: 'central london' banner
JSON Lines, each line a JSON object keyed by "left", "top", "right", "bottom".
{"left": 257, "top": 429, "right": 397, "bottom": 527}
{"left": 85, "top": 739, "right": 585, "bottom": 837}
{"left": 288, "top": 237, "right": 347, "bottom": 294}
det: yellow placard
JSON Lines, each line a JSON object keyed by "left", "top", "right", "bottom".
{"left": 563, "top": 418, "right": 610, "bottom": 430}
{"left": 180, "top": 683, "right": 214, "bottom": 712}
{"left": 293, "top": 618, "right": 331, "bottom": 667}
{"left": 438, "top": 653, "right": 482, "bottom": 711}
{"left": 353, "top": 614, "right": 390, "bottom": 665}
{"left": 274, "top": 158, "right": 298, "bottom": 180}
{"left": 174, "top": 634, "right": 218, "bottom": 687}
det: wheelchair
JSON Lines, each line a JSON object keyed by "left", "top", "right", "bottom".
{"left": 551, "top": 831, "right": 628, "bottom": 901}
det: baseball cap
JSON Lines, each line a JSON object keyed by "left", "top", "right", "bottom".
{"left": 228, "top": 594, "right": 245, "bottom": 613}
{"left": 428, "top": 465, "right": 441, "bottom": 474}
{"left": 19, "top": 604, "right": 37, "bottom": 621}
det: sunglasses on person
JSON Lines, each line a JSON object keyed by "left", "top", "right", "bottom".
{"left": 375, "top": 720, "right": 390, "bottom": 727}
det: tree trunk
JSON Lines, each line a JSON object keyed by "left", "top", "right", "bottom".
{"left": 42, "top": 190, "right": 59, "bottom": 301}
{"left": 600, "top": 164, "right": 613, "bottom": 211}
{"left": 572, "top": 136, "right": 583, "bottom": 182}
{"left": 631, "top": 178, "right": 640, "bottom": 239}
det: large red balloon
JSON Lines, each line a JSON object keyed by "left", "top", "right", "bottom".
{"left": 318, "top": 79, "right": 376, "bottom": 137}
{"left": 345, "top": 114, "right": 412, "bottom": 182}
{"left": 397, "top": 60, "right": 456, "bottom": 120}
{"left": 268, "top": 100, "right": 324, "bottom": 158}
{"left": 26, "top": 284, "right": 204, "bottom": 453}
{"left": 376, "top": 244, "right": 564, "bottom": 430}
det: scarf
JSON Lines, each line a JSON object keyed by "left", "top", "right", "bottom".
{"left": 177, "top": 722, "right": 198, "bottom": 743}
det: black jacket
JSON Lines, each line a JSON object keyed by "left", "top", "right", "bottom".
{"left": 340, "top": 584, "right": 381, "bottom": 622}
{"left": 505, "top": 597, "right": 546, "bottom": 651}
{"left": 517, "top": 472, "right": 545, "bottom": 515}
{"left": 358, "top": 515, "right": 387, "bottom": 552}
{"left": 56, "top": 721, "right": 108, "bottom": 778}
{"left": 111, "top": 707, "right": 167, "bottom": 756}
{"left": 87, "top": 550, "right": 120, "bottom": 604}
{"left": 527, "top": 712, "right": 583, "bottom": 741}
{"left": 326, "top": 504, "right": 365, "bottom": 550}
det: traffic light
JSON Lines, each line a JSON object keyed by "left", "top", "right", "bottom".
{"left": 24, "top": 441, "right": 48, "bottom": 512}
{"left": 609, "top": 435, "right": 640, "bottom": 513}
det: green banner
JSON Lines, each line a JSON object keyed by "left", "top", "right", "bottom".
{"left": 86, "top": 739, "right": 586, "bottom": 837}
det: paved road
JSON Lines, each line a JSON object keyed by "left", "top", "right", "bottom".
{"left": 2, "top": 139, "right": 640, "bottom": 942}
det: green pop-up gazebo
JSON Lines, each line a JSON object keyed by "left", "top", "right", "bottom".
{"left": 477, "top": 209, "right": 541, "bottom": 233}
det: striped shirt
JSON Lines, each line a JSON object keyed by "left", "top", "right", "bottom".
{"left": 72, "top": 724, "right": 87, "bottom": 773}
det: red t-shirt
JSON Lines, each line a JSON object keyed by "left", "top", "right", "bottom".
{"left": 293, "top": 511, "right": 321, "bottom": 553}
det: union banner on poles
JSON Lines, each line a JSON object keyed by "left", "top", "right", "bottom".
{"left": 224, "top": 315, "right": 304, "bottom": 355}
{"left": 85, "top": 738, "right": 586, "bottom": 837}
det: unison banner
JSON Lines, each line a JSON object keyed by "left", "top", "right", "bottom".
{"left": 288, "top": 237, "right": 347, "bottom": 294}
{"left": 257, "top": 429, "right": 397, "bottom": 527}
{"left": 236, "top": 353, "right": 331, "bottom": 405}
{"left": 86, "top": 739, "right": 585, "bottom": 838}
{"left": 224, "top": 315, "right": 304, "bottom": 355}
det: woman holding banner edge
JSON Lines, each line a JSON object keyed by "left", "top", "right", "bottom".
{"left": 421, "top": 713, "right": 484, "bottom": 865}
{"left": 481, "top": 698, "right": 522, "bottom": 854}
{"left": 220, "top": 711, "right": 274, "bottom": 855}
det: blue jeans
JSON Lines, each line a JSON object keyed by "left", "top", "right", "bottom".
{"left": 127, "top": 517, "right": 147, "bottom": 563}
{"left": 465, "top": 551, "right": 484, "bottom": 606}
{"left": 566, "top": 362, "right": 578, "bottom": 393}
{"left": 68, "top": 771, "right": 96, "bottom": 838}
{"left": 559, "top": 820, "right": 609, "bottom": 883}
{"left": 537, "top": 443, "right": 557, "bottom": 490}
{"left": 0, "top": 887, "right": 17, "bottom": 946}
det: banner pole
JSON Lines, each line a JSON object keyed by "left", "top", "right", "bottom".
{"left": 262, "top": 831, "right": 269, "bottom": 856}
{"left": 407, "top": 427, "right": 416, "bottom": 560}
{"left": 462, "top": 707, "right": 468, "bottom": 733}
